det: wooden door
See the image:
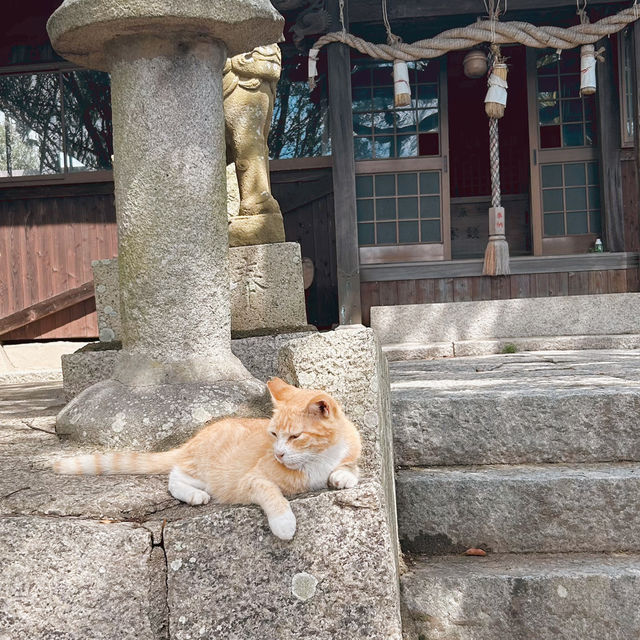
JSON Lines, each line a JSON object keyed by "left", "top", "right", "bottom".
{"left": 527, "top": 47, "right": 600, "bottom": 256}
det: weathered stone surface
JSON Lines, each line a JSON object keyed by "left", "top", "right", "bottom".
{"left": 230, "top": 242, "right": 308, "bottom": 333}
{"left": 47, "top": 0, "right": 284, "bottom": 70}
{"left": 106, "top": 36, "right": 252, "bottom": 386}
{"left": 382, "top": 341, "right": 454, "bottom": 361}
{"left": 91, "top": 246, "right": 308, "bottom": 342}
{"left": 402, "top": 553, "right": 640, "bottom": 640}
{"left": 0, "top": 384, "right": 178, "bottom": 520}
{"left": 397, "top": 463, "right": 640, "bottom": 555}
{"left": 276, "top": 325, "right": 401, "bottom": 574}
{"left": 371, "top": 293, "right": 640, "bottom": 346}
{"left": 226, "top": 162, "right": 240, "bottom": 217}
{"left": 164, "top": 481, "right": 402, "bottom": 640}
{"left": 3, "top": 374, "right": 403, "bottom": 640}
{"left": 61, "top": 332, "right": 314, "bottom": 399}
{"left": 232, "top": 330, "right": 315, "bottom": 379}
{"left": 57, "top": 377, "right": 271, "bottom": 450}
{"left": 453, "top": 333, "right": 640, "bottom": 357}
{"left": 61, "top": 345, "right": 119, "bottom": 399}
{"left": 391, "top": 350, "right": 640, "bottom": 466}
{"left": 0, "top": 517, "right": 165, "bottom": 640}
{"left": 92, "top": 258, "right": 121, "bottom": 342}
{"left": 228, "top": 213, "right": 286, "bottom": 246}
{"left": 383, "top": 334, "right": 640, "bottom": 360}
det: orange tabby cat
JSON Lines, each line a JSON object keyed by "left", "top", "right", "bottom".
{"left": 53, "top": 377, "right": 361, "bottom": 540}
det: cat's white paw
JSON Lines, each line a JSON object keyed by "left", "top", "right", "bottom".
{"left": 186, "top": 488, "right": 211, "bottom": 506}
{"left": 268, "top": 508, "right": 297, "bottom": 540}
{"left": 329, "top": 469, "right": 358, "bottom": 490}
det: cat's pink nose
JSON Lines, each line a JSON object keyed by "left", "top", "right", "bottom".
{"left": 275, "top": 451, "right": 284, "bottom": 460}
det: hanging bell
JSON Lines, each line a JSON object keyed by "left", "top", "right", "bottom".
{"left": 580, "top": 44, "right": 597, "bottom": 96}
{"left": 463, "top": 49, "right": 488, "bottom": 79}
{"left": 393, "top": 60, "right": 411, "bottom": 107}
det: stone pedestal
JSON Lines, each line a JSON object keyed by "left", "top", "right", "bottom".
{"left": 47, "top": 0, "right": 284, "bottom": 448}
{"left": 92, "top": 243, "right": 308, "bottom": 344}
{"left": 5, "top": 327, "right": 402, "bottom": 639}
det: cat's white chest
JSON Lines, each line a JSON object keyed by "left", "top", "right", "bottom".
{"left": 304, "top": 441, "right": 348, "bottom": 491}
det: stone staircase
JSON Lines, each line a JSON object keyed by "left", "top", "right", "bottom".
{"left": 392, "top": 349, "right": 640, "bottom": 639}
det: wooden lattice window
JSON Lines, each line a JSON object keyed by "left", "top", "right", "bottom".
{"left": 351, "top": 58, "right": 440, "bottom": 160}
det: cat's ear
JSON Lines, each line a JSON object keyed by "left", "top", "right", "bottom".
{"left": 267, "top": 377, "right": 291, "bottom": 402}
{"left": 306, "top": 393, "right": 337, "bottom": 419}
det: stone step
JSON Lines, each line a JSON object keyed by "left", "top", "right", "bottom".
{"left": 390, "top": 350, "right": 640, "bottom": 466}
{"left": 372, "top": 292, "right": 640, "bottom": 347}
{"left": 396, "top": 463, "right": 640, "bottom": 555}
{"left": 401, "top": 552, "right": 640, "bottom": 640}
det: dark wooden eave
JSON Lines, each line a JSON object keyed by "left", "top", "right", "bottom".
{"left": 348, "top": 0, "right": 630, "bottom": 24}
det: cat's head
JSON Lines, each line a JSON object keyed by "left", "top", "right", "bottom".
{"left": 266, "top": 377, "right": 346, "bottom": 470}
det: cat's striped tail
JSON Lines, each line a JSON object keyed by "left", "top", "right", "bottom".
{"left": 53, "top": 449, "right": 181, "bottom": 476}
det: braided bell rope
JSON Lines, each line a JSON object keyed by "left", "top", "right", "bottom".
{"left": 489, "top": 117, "right": 501, "bottom": 209}
{"left": 310, "top": 5, "right": 640, "bottom": 65}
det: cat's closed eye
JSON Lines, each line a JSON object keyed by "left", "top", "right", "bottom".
{"left": 288, "top": 434, "right": 301, "bottom": 440}
{"left": 269, "top": 431, "right": 276, "bottom": 437}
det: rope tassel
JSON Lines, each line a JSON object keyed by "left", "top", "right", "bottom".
{"left": 483, "top": 117, "right": 510, "bottom": 275}
{"left": 483, "top": 206, "right": 510, "bottom": 275}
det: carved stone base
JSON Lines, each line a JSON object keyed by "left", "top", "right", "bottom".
{"left": 228, "top": 213, "right": 285, "bottom": 247}
{"left": 92, "top": 243, "right": 307, "bottom": 342}
{"left": 57, "top": 377, "right": 270, "bottom": 450}
{"left": 229, "top": 242, "right": 308, "bottom": 334}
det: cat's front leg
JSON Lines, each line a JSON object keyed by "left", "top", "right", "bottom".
{"left": 328, "top": 464, "right": 359, "bottom": 490}
{"left": 248, "top": 476, "right": 296, "bottom": 540}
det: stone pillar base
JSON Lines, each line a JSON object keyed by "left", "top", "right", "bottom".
{"left": 92, "top": 242, "right": 308, "bottom": 342}
{"left": 49, "top": 326, "right": 403, "bottom": 637}
{"left": 229, "top": 242, "right": 308, "bottom": 335}
{"left": 57, "top": 377, "right": 270, "bottom": 450}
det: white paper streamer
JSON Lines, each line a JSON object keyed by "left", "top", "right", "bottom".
{"left": 393, "top": 60, "right": 411, "bottom": 106}
{"left": 580, "top": 44, "right": 596, "bottom": 95}
{"left": 308, "top": 48, "right": 320, "bottom": 88}
{"left": 484, "top": 73, "right": 508, "bottom": 106}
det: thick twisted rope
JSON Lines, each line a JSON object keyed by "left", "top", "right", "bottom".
{"left": 489, "top": 118, "right": 501, "bottom": 209}
{"left": 310, "top": 6, "right": 640, "bottom": 62}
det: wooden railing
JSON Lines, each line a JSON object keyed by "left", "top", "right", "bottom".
{"left": 0, "top": 281, "right": 94, "bottom": 337}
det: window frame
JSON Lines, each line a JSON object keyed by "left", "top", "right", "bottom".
{"left": 527, "top": 47, "right": 600, "bottom": 256}
{"left": 353, "top": 59, "right": 451, "bottom": 263}
{"left": 618, "top": 27, "right": 635, "bottom": 148}
{"left": 0, "top": 61, "right": 113, "bottom": 187}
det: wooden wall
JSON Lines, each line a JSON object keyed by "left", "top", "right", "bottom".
{"left": 0, "top": 182, "right": 116, "bottom": 340}
{"left": 360, "top": 268, "right": 640, "bottom": 325}
{"left": 272, "top": 167, "right": 339, "bottom": 329}
{"left": 621, "top": 155, "right": 640, "bottom": 252}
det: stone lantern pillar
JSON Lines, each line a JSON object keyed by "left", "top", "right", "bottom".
{"left": 48, "top": 1, "right": 284, "bottom": 449}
